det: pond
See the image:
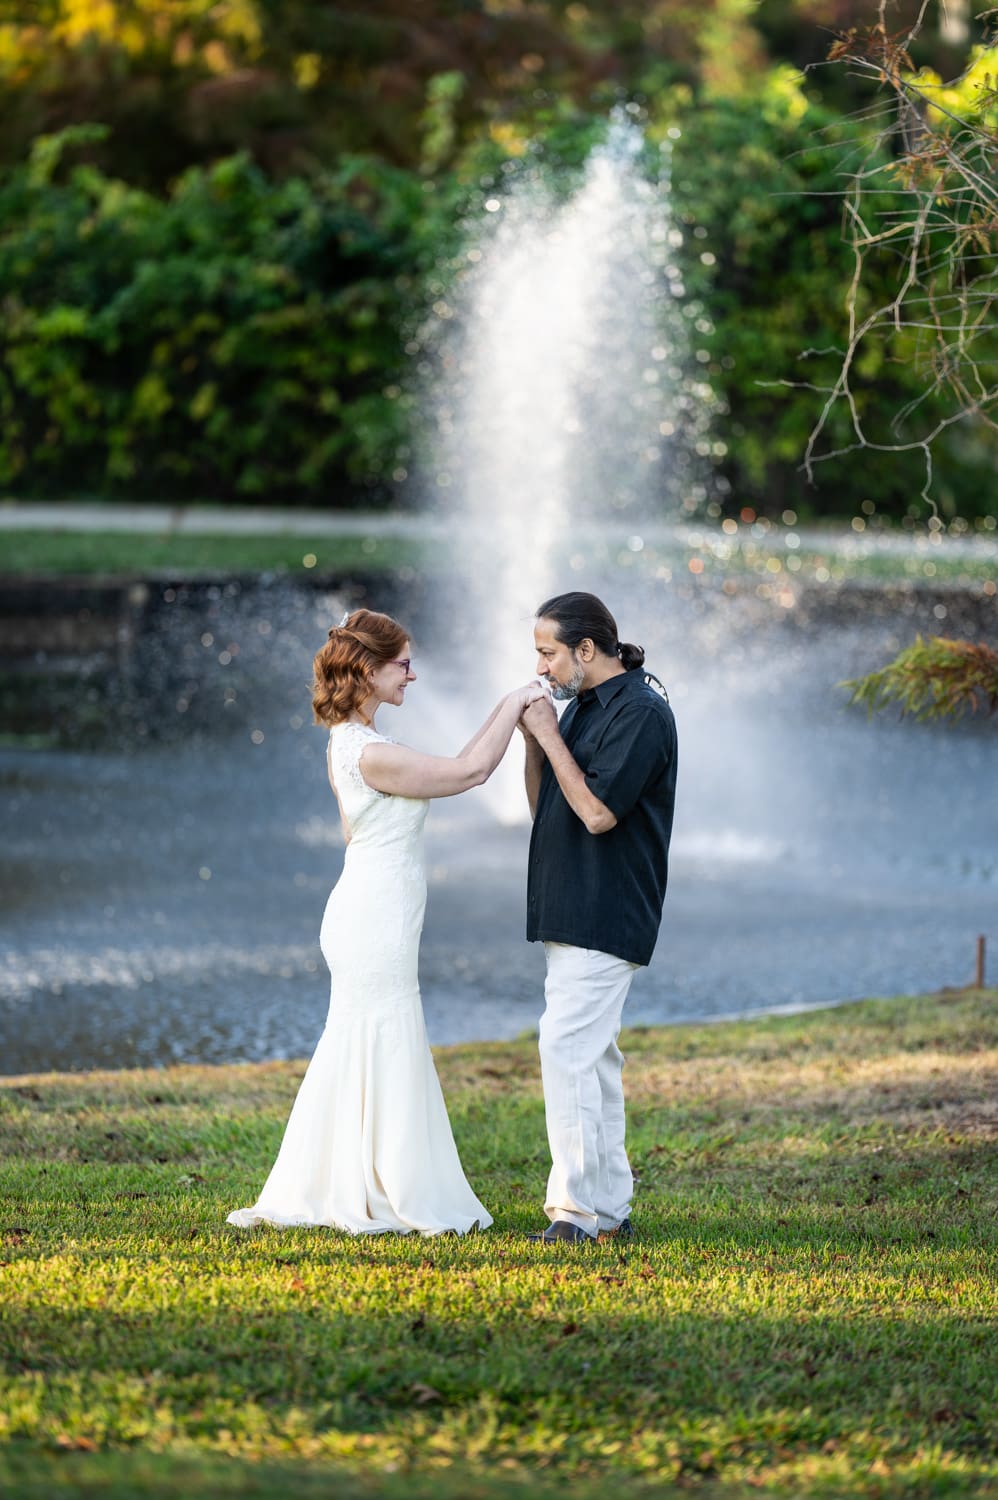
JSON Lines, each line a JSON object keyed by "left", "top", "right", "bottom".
{"left": 1, "top": 566, "right": 995, "bottom": 1075}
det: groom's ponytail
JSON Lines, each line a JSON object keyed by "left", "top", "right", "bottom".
{"left": 536, "top": 592, "right": 645, "bottom": 672}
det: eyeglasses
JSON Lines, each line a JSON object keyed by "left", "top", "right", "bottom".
{"left": 389, "top": 658, "right": 412, "bottom": 674}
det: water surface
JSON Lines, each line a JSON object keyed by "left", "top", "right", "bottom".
{"left": 2, "top": 574, "right": 994, "bottom": 1075}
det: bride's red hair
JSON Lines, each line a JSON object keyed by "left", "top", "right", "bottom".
{"left": 312, "top": 608, "right": 409, "bottom": 725}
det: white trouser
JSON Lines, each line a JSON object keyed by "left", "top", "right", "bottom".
{"left": 539, "top": 942, "right": 639, "bottom": 1235}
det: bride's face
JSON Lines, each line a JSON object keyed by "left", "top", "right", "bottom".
{"left": 369, "top": 641, "right": 416, "bottom": 709}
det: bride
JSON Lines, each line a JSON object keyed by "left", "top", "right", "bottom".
{"left": 228, "top": 607, "right": 545, "bottom": 1236}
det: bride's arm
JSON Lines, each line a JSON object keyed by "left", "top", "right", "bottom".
{"left": 360, "top": 687, "right": 541, "bottom": 799}
{"left": 456, "top": 700, "right": 504, "bottom": 758}
{"left": 460, "top": 679, "right": 550, "bottom": 758}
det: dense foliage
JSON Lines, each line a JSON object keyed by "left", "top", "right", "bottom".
{"left": 0, "top": 1, "right": 994, "bottom": 514}
{"left": 0, "top": 131, "right": 465, "bottom": 501}
{"left": 0, "top": 0, "right": 974, "bottom": 185}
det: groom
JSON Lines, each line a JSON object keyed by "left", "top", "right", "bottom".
{"left": 519, "top": 591, "right": 678, "bottom": 1246}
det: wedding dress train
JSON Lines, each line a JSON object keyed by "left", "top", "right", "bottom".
{"left": 227, "top": 720, "right": 492, "bottom": 1235}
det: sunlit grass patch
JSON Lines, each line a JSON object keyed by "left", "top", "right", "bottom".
{"left": 1, "top": 990, "right": 996, "bottom": 1497}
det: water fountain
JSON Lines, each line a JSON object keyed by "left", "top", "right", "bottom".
{"left": 0, "top": 121, "right": 995, "bottom": 1075}
{"left": 417, "top": 115, "right": 712, "bottom": 818}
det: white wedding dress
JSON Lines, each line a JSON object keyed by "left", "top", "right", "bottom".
{"left": 227, "top": 720, "right": 492, "bottom": 1236}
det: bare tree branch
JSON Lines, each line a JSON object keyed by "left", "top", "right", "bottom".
{"left": 790, "top": 6, "right": 998, "bottom": 509}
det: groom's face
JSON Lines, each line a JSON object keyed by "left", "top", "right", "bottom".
{"left": 534, "top": 619, "right": 586, "bottom": 700}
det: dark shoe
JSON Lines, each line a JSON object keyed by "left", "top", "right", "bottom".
{"left": 527, "top": 1219, "right": 597, "bottom": 1245}
{"left": 597, "top": 1217, "right": 633, "bottom": 1243}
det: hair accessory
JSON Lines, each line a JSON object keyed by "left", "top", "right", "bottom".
{"left": 338, "top": 610, "right": 351, "bottom": 628}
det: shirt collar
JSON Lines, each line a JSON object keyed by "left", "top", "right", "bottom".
{"left": 578, "top": 670, "right": 639, "bottom": 708}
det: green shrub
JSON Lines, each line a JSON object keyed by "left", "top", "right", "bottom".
{"left": 0, "top": 130, "right": 461, "bottom": 503}
{"left": 2, "top": 92, "right": 994, "bottom": 518}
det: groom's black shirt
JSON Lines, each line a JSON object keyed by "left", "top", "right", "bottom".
{"left": 526, "top": 670, "right": 677, "bottom": 967}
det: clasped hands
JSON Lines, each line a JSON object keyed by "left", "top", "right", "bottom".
{"left": 508, "top": 680, "right": 558, "bottom": 743}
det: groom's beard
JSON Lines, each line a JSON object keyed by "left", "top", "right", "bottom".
{"left": 550, "top": 661, "right": 585, "bottom": 701}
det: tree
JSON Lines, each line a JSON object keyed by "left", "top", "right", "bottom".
{"left": 0, "top": 0, "right": 750, "bottom": 189}
{"left": 795, "top": 1, "right": 998, "bottom": 513}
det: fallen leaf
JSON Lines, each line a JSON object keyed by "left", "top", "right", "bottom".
{"left": 410, "top": 1382, "right": 442, "bottom": 1405}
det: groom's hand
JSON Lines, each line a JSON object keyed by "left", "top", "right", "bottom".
{"left": 521, "top": 695, "right": 558, "bottom": 745}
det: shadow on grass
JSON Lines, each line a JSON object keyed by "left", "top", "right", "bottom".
{"left": 3, "top": 993, "right": 997, "bottom": 1496}
{"left": 0, "top": 1446, "right": 629, "bottom": 1500}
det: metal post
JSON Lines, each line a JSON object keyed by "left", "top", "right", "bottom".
{"left": 976, "top": 935, "right": 986, "bottom": 989}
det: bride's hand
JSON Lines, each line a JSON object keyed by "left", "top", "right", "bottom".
{"left": 514, "top": 680, "right": 549, "bottom": 711}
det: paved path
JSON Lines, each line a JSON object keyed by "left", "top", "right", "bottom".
{"left": 0, "top": 500, "right": 443, "bottom": 539}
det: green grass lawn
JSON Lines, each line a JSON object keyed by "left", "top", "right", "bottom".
{"left": 0, "top": 530, "right": 429, "bottom": 578}
{"left": 1, "top": 526, "right": 995, "bottom": 590}
{"left": 2, "top": 990, "right": 997, "bottom": 1498}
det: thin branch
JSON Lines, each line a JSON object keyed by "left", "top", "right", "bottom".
{"left": 798, "top": 7, "right": 998, "bottom": 511}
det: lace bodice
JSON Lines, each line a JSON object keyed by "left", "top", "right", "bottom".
{"left": 327, "top": 720, "right": 428, "bottom": 849}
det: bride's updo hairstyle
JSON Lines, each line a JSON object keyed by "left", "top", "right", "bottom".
{"left": 535, "top": 591, "right": 645, "bottom": 672}
{"left": 312, "top": 608, "right": 409, "bottom": 725}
